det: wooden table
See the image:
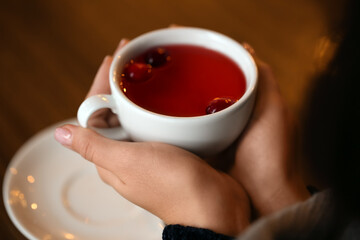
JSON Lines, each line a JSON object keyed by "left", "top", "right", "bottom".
{"left": 0, "top": 0, "right": 332, "bottom": 238}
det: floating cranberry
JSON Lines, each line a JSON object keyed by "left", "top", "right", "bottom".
{"left": 122, "top": 62, "right": 152, "bottom": 82}
{"left": 145, "top": 47, "right": 170, "bottom": 67}
{"left": 206, "top": 97, "right": 237, "bottom": 114}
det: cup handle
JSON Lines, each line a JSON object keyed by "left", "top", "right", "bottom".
{"left": 77, "top": 94, "right": 129, "bottom": 140}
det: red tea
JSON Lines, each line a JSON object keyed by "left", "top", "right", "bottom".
{"left": 119, "top": 44, "right": 246, "bottom": 117}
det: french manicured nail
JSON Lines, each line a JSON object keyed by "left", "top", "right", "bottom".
{"left": 55, "top": 127, "right": 72, "bottom": 146}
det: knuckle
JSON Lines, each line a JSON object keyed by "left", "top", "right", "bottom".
{"left": 82, "top": 141, "right": 94, "bottom": 161}
{"left": 77, "top": 132, "right": 96, "bottom": 162}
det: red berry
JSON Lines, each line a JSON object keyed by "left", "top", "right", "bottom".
{"left": 145, "top": 47, "right": 170, "bottom": 67}
{"left": 122, "top": 62, "right": 152, "bottom": 82}
{"left": 206, "top": 97, "right": 237, "bottom": 114}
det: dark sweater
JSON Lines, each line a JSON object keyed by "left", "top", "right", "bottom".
{"left": 163, "top": 190, "right": 360, "bottom": 240}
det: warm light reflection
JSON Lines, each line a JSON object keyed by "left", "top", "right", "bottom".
{"left": 10, "top": 167, "right": 18, "bottom": 175}
{"left": 123, "top": 88, "right": 127, "bottom": 93}
{"left": 31, "top": 203, "right": 38, "bottom": 210}
{"left": 10, "top": 190, "right": 20, "bottom": 197}
{"left": 313, "top": 36, "right": 337, "bottom": 71}
{"left": 64, "top": 233, "right": 75, "bottom": 239}
{"left": 27, "top": 175, "right": 35, "bottom": 183}
{"left": 19, "top": 193, "right": 24, "bottom": 200}
{"left": 9, "top": 190, "right": 27, "bottom": 207}
{"left": 100, "top": 95, "right": 109, "bottom": 102}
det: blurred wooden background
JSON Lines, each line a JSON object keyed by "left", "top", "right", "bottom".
{"left": 0, "top": 0, "right": 342, "bottom": 238}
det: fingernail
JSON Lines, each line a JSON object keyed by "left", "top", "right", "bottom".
{"left": 119, "top": 38, "right": 129, "bottom": 48}
{"left": 103, "top": 55, "right": 111, "bottom": 63}
{"left": 55, "top": 127, "right": 73, "bottom": 146}
{"left": 113, "top": 39, "right": 129, "bottom": 55}
{"left": 169, "top": 23, "right": 181, "bottom": 28}
{"left": 242, "top": 42, "right": 256, "bottom": 56}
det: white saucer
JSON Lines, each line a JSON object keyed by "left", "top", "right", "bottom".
{"left": 2, "top": 119, "right": 163, "bottom": 240}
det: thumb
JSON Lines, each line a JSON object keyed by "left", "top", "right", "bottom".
{"left": 54, "top": 124, "right": 119, "bottom": 170}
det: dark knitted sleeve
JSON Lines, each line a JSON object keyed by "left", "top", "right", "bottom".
{"left": 162, "top": 224, "right": 234, "bottom": 240}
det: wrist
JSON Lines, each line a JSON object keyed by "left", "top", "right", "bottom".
{"left": 248, "top": 176, "right": 310, "bottom": 217}
{"left": 163, "top": 173, "right": 250, "bottom": 236}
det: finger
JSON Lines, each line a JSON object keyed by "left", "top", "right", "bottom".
{"left": 256, "top": 61, "right": 279, "bottom": 100}
{"left": 86, "top": 56, "right": 113, "bottom": 98}
{"left": 54, "top": 124, "right": 140, "bottom": 172}
{"left": 107, "top": 113, "right": 120, "bottom": 127}
{"left": 242, "top": 42, "right": 256, "bottom": 56}
{"left": 113, "top": 38, "right": 129, "bottom": 56}
{"left": 242, "top": 42, "right": 282, "bottom": 115}
{"left": 169, "top": 24, "right": 183, "bottom": 28}
{"left": 87, "top": 109, "right": 114, "bottom": 128}
{"left": 238, "top": 42, "right": 286, "bottom": 134}
{"left": 86, "top": 56, "right": 115, "bottom": 126}
{"left": 86, "top": 39, "right": 130, "bottom": 127}
{"left": 87, "top": 38, "right": 129, "bottom": 98}
{"left": 242, "top": 42, "right": 278, "bottom": 92}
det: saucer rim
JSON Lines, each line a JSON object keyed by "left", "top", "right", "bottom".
{"left": 2, "top": 119, "right": 77, "bottom": 240}
{"left": 2, "top": 118, "right": 163, "bottom": 240}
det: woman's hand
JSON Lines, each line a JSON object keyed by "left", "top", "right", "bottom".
{"left": 54, "top": 39, "right": 250, "bottom": 236}
{"left": 83, "top": 39, "right": 129, "bottom": 128}
{"left": 55, "top": 125, "right": 250, "bottom": 236}
{"left": 230, "top": 45, "right": 310, "bottom": 217}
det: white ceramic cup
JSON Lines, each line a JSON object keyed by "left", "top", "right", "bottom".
{"left": 77, "top": 27, "right": 258, "bottom": 157}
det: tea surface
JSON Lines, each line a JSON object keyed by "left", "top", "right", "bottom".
{"left": 120, "top": 44, "right": 246, "bottom": 117}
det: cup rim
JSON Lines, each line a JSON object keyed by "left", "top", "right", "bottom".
{"left": 110, "top": 27, "right": 258, "bottom": 120}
